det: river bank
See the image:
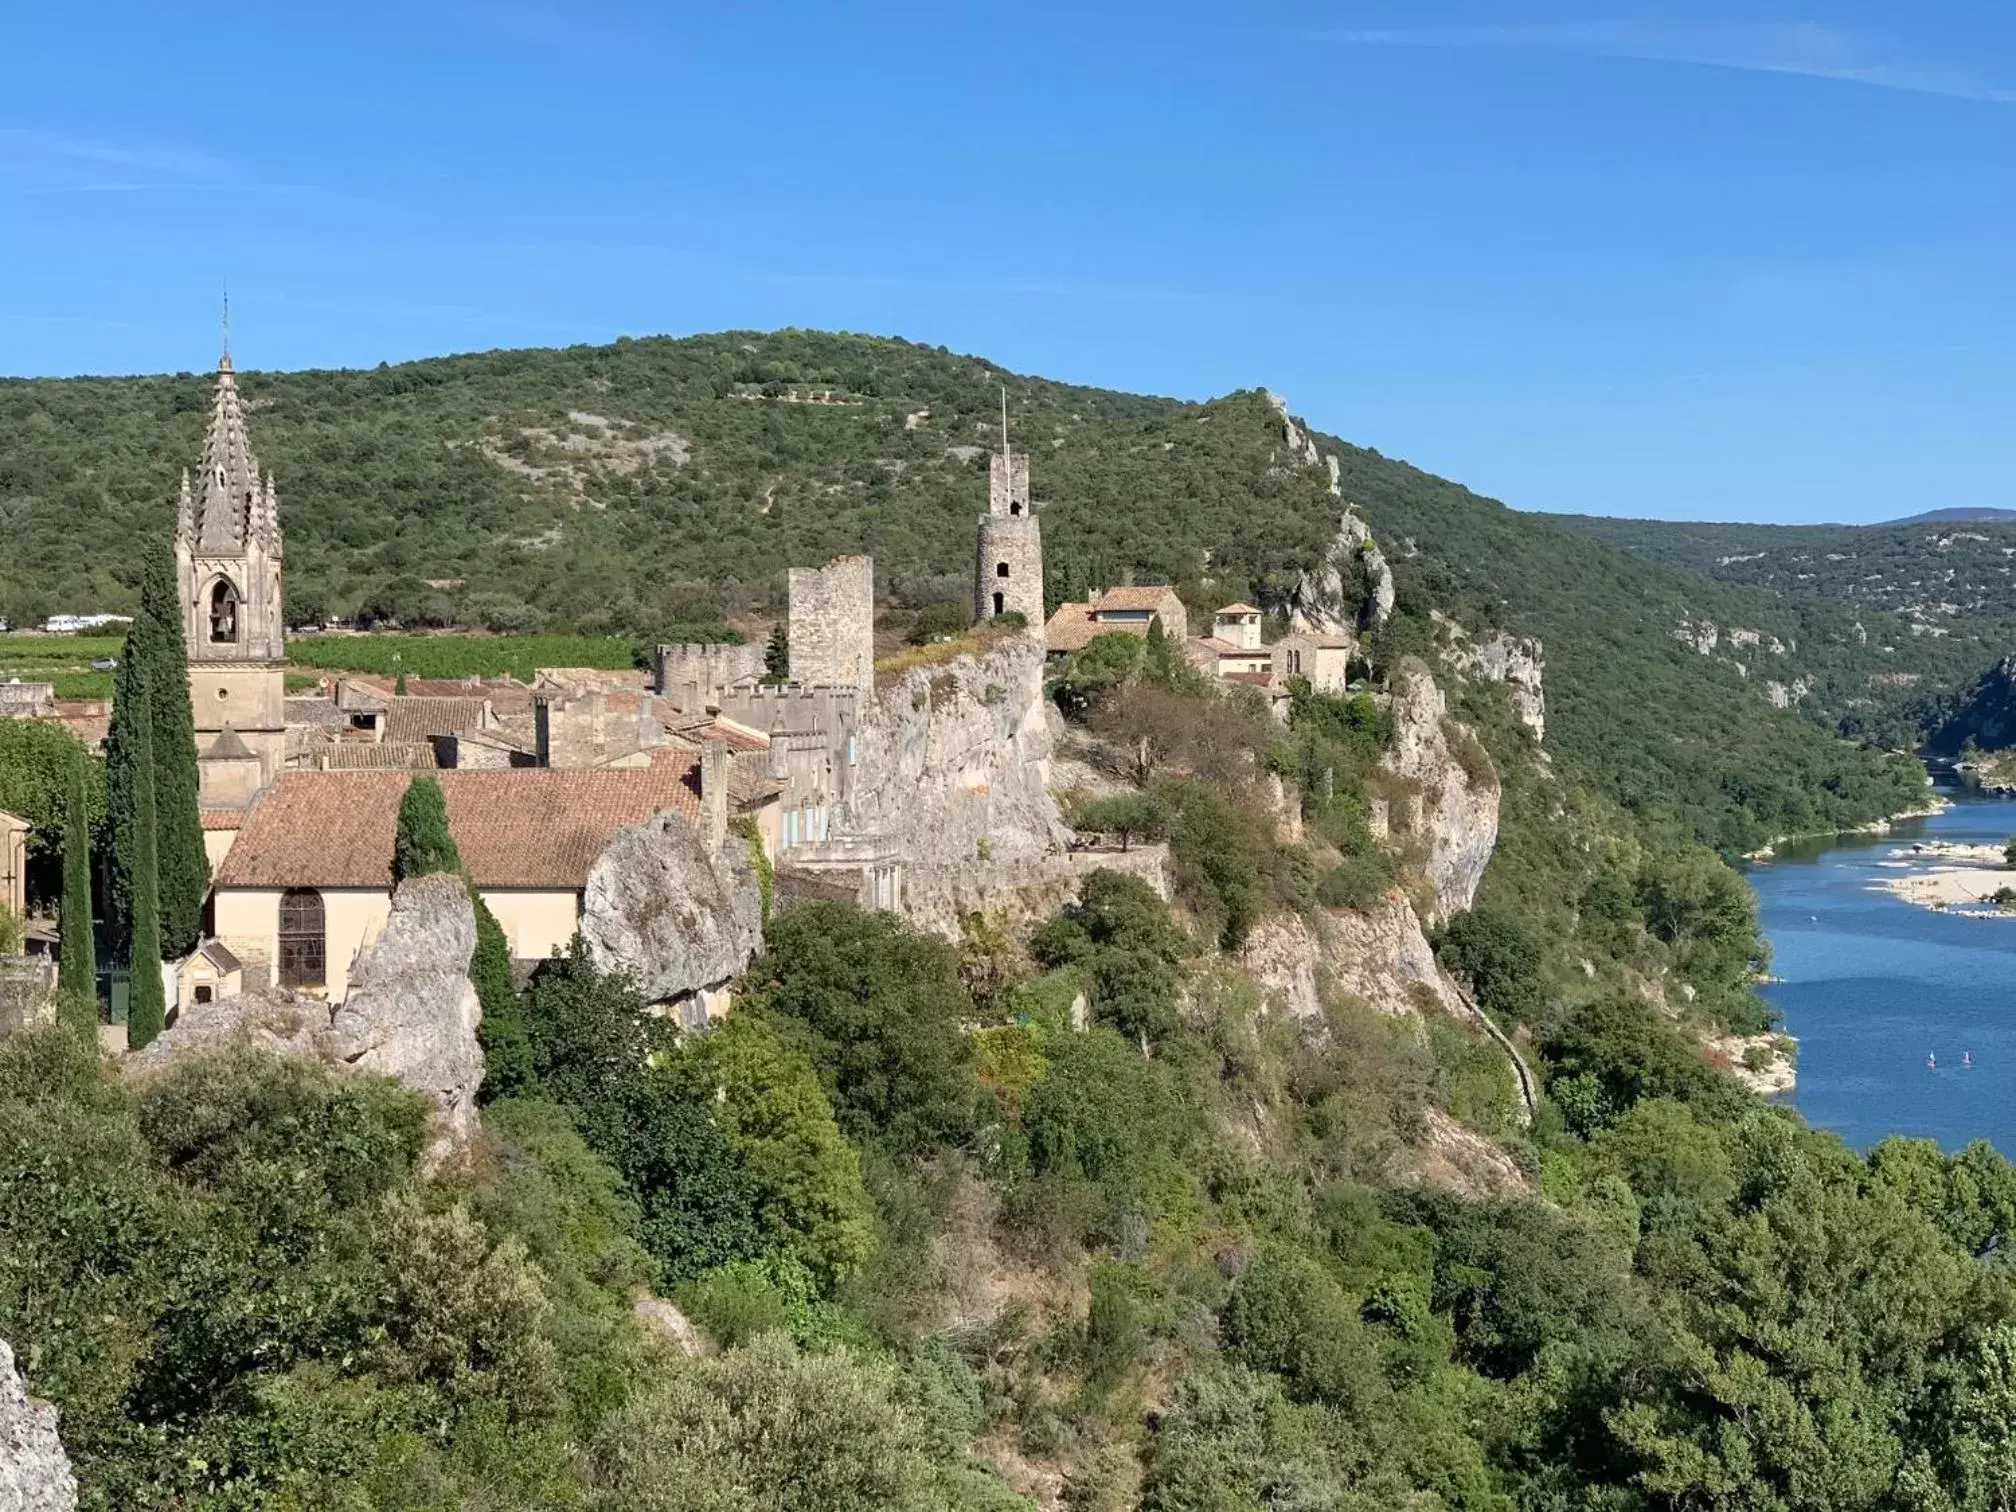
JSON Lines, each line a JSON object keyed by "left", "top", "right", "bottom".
{"left": 1872, "top": 838, "right": 2016, "bottom": 918}
{"left": 1744, "top": 792, "right": 1952, "bottom": 862}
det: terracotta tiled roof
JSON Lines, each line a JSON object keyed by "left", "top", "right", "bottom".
{"left": 312, "top": 742, "right": 440, "bottom": 771}
{"left": 1214, "top": 602, "right": 1262, "bottom": 617}
{"left": 214, "top": 767, "right": 703, "bottom": 890}
{"left": 1190, "top": 636, "right": 1267, "bottom": 658}
{"left": 401, "top": 677, "right": 535, "bottom": 713}
{"left": 1096, "top": 586, "right": 1182, "bottom": 613}
{"left": 201, "top": 810, "right": 245, "bottom": 830}
{"left": 381, "top": 697, "right": 492, "bottom": 744}
{"left": 1046, "top": 603, "right": 1152, "bottom": 654}
{"left": 286, "top": 697, "right": 347, "bottom": 727}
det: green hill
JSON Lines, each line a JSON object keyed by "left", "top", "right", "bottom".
{"left": 0, "top": 329, "right": 1943, "bottom": 850}
{"left": 1553, "top": 511, "right": 2016, "bottom": 669}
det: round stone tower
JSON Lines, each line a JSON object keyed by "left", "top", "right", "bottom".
{"left": 975, "top": 450, "right": 1044, "bottom": 626}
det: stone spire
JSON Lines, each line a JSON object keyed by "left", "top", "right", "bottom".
{"left": 192, "top": 353, "right": 268, "bottom": 553}
{"left": 175, "top": 469, "right": 194, "bottom": 545}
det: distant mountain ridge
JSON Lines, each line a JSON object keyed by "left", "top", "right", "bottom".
{"left": 1882, "top": 507, "right": 2016, "bottom": 526}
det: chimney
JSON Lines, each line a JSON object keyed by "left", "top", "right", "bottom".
{"left": 701, "top": 738, "right": 730, "bottom": 854}
{"left": 638, "top": 691, "right": 660, "bottom": 750}
{"left": 533, "top": 694, "right": 552, "bottom": 768}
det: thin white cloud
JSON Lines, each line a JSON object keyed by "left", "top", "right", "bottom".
{"left": 1313, "top": 21, "right": 2016, "bottom": 103}
{"left": 0, "top": 128, "right": 233, "bottom": 180}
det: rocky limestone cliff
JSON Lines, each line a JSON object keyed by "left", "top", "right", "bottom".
{"left": 847, "top": 635, "right": 1153, "bottom": 934}
{"left": 581, "top": 811, "right": 764, "bottom": 1005}
{"left": 0, "top": 1339, "right": 76, "bottom": 1512}
{"left": 1262, "top": 391, "right": 1395, "bottom": 633}
{"left": 127, "top": 876, "right": 483, "bottom": 1157}
{"left": 1382, "top": 658, "right": 1500, "bottom": 925}
{"left": 1322, "top": 894, "right": 1469, "bottom": 1019}
{"left": 1237, "top": 913, "right": 1324, "bottom": 1021}
{"left": 1433, "top": 611, "right": 1546, "bottom": 743}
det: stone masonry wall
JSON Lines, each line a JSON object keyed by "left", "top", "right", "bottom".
{"left": 976, "top": 516, "right": 1045, "bottom": 626}
{"left": 654, "top": 642, "right": 766, "bottom": 712}
{"left": 788, "top": 555, "right": 875, "bottom": 692}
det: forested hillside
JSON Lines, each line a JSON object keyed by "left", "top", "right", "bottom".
{"left": 1556, "top": 511, "right": 2016, "bottom": 666}
{"left": 0, "top": 330, "right": 1946, "bottom": 852}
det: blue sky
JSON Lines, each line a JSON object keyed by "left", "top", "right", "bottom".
{"left": 4, "top": 1, "right": 2014, "bottom": 524}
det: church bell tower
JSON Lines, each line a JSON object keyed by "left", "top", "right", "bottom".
{"left": 176, "top": 343, "right": 287, "bottom": 810}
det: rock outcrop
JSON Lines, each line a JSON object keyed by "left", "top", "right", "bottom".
{"left": 1323, "top": 894, "right": 1467, "bottom": 1019}
{"left": 1382, "top": 658, "right": 1500, "bottom": 924}
{"left": 1433, "top": 611, "right": 1546, "bottom": 742}
{"left": 582, "top": 812, "right": 764, "bottom": 1007}
{"left": 845, "top": 635, "right": 1147, "bottom": 935}
{"left": 1238, "top": 913, "right": 1323, "bottom": 1021}
{"left": 1262, "top": 391, "right": 1395, "bottom": 633}
{"left": 127, "top": 876, "right": 483, "bottom": 1155}
{"left": 329, "top": 874, "right": 484, "bottom": 1149}
{"left": 1394, "top": 1109, "right": 1532, "bottom": 1199}
{"left": 0, "top": 1339, "right": 76, "bottom": 1512}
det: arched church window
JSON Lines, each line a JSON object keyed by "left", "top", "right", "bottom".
{"left": 278, "top": 889, "right": 326, "bottom": 988}
{"left": 209, "top": 580, "right": 240, "bottom": 644}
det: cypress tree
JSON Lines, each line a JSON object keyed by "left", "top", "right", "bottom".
{"left": 140, "top": 544, "right": 208, "bottom": 957}
{"left": 472, "top": 893, "right": 534, "bottom": 1100}
{"left": 106, "top": 544, "right": 208, "bottom": 958}
{"left": 391, "top": 776, "right": 461, "bottom": 883}
{"left": 764, "top": 620, "right": 789, "bottom": 682}
{"left": 58, "top": 750, "right": 98, "bottom": 1033}
{"left": 125, "top": 668, "right": 166, "bottom": 1050}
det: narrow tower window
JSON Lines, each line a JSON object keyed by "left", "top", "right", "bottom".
{"left": 996, "top": 562, "right": 1010, "bottom": 578}
{"left": 992, "top": 591, "right": 1005, "bottom": 615}
{"left": 209, "top": 580, "right": 240, "bottom": 643}
{"left": 1010, "top": 501, "right": 1023, "bottom": 516}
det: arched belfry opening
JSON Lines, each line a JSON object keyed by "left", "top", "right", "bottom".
{"left": 208, "top": 579, "right": 240, "bottom": 644}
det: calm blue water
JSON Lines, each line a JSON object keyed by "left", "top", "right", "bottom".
{"left": 1752, "top": 787, "right": 2016, "bottom": 1153}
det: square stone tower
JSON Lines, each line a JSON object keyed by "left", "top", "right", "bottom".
{"left": 175, "top": 351, "right": 288, "bottom": 805}
{"left": 787, "top": 555, "right": 875, "bottom": 692}
{"left": 975, "top": 449, "right": 1044, "bottom": 626}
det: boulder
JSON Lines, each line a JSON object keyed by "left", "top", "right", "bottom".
{"left": 127, "top": 875, "right": 483, "bottom": 1157}
{"left": 329, "top": 873, "right": 483, "bottom": 1149}
{"left": 0, "top": 1339, "right": 76, "bottom": 1512}
{"left": 581, "top": 812, "right": 764, "bottom": 1006}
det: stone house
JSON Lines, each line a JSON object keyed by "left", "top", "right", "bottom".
{"left": 208, "top": 766, "right": 704, "bottom": 1002}
{"left": 1187, "top": 603, "right": 1273, "bottom": 680}
{"left": 1043, "top": 585, "right": 1191, "bottom": 655}
{"left": 1271, "top": 630, "right": 1354, "bottom": 695}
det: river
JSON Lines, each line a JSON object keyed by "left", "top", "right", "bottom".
{"left": 1750, "top": 785, "right": 2016, "bottom": 1153}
